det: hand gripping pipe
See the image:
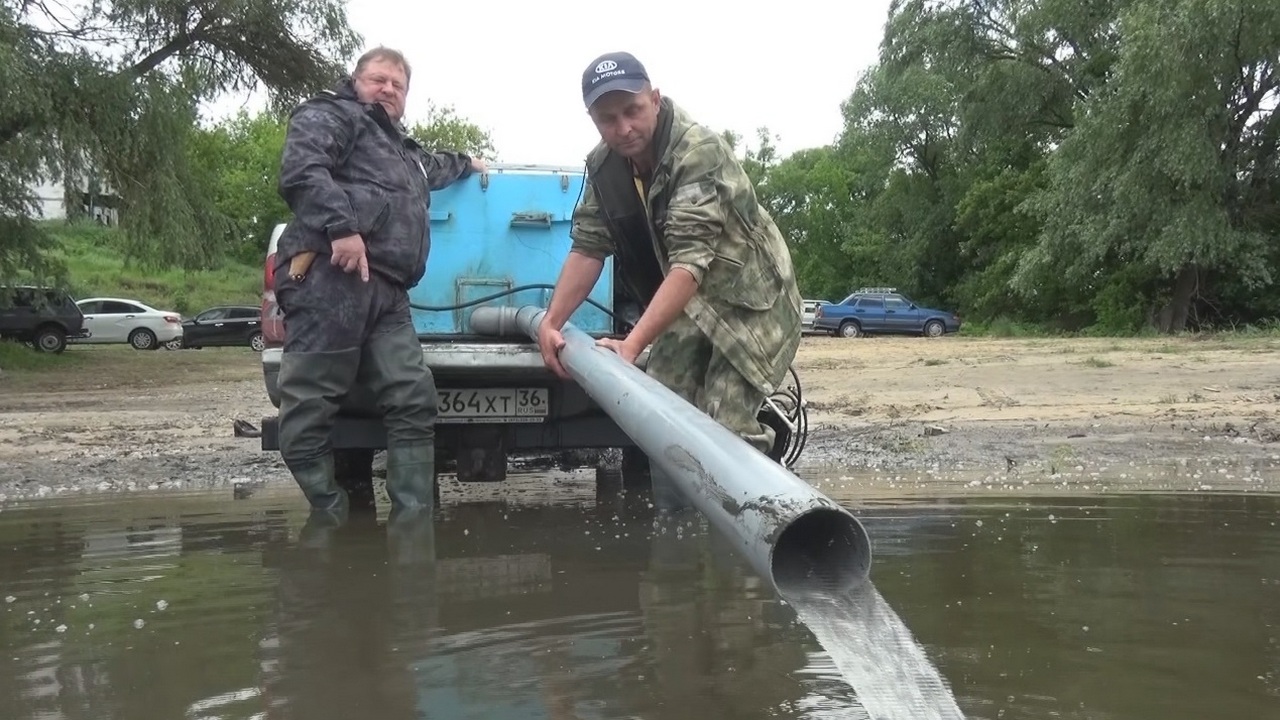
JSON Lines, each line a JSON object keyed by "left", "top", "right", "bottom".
{"left": 469, "top": 305, "right": 872, "bottom": 595}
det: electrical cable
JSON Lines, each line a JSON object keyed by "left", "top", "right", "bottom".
{"left": 760, "top": 363, "right": 809, "bottom": 468}
{"left": 408, "top": 283, "right": 630, "bottom": 330}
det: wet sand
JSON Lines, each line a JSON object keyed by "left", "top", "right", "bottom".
{"left": 3, "top": 334, "right": 1280, "bottom": 501}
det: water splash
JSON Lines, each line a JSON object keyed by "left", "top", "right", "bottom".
{"left": 786, "top": 582, "right": 966, "bottom": 720}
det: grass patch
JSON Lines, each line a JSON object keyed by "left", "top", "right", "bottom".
{"left": 959, "top": 317, "right": 1060, "bottom": 338}
{"left": 0, "top": 344, "right": 260, "bottom": 393}
{"left": 0, "top": 339, "right": 89, "bottom": 373}
{"left": 39, "top": 220, "right": 261, "bottom": 316}
{"left": 956, "top": 314, "right": 1280, "bottom": 341}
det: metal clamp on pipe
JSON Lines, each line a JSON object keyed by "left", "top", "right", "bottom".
{"left": 469, "top": 304, "right": 872, "bottom": 595}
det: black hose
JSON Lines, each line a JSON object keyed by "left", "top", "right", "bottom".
{"left": 408, "top": 283, "right": 630, "bottom": 330}
{"left": 768, "top": 363, "right": 809, "bottom": 468}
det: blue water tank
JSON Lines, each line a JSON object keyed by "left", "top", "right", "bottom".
{"left": 409, "top": 163, "right": 615, "bottom": 337}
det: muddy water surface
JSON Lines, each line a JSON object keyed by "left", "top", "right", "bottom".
{"left": 1, "top": 475, "right": 1277, "bottom": 719}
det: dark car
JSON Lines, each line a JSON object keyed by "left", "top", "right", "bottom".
{"left": 0, "top": 285, "right": 87, "bottom": 353}
{"left": 173, "top": 305, "right": 265, "bottom": 351}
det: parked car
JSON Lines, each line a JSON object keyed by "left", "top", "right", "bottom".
{"left": 172, "top": 305, "right": 265, "bottom": 351}
{"left": 813, "top": 287, "right": 961, "bottom": 338}
{"left": 802, "top": 299, "right": 831, "bottom": 333}
{"left": 0, "top": 285, "right": 88, "bottom": 353}
{"left": 72, "top": 297, "right": 183, "bottom": 350}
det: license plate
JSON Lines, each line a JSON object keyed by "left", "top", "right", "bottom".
{"left": 437, "top": 387, "right": 549, "bottom": 424}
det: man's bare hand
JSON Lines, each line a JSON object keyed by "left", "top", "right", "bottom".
{"left": 470, "top": 157, "right": 488, "bottom": 174}
{"left": 331, "top": 234, "right": 369, "bottom": 281}
{"left": 537, "top": 324, "right": 569, "bottom": 380}
{"left": 595, "top": 337, "right": 642, "bottom": 365}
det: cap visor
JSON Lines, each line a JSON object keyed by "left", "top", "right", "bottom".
{"left": 584, "top": 78, "right": 648, "bottom": 108}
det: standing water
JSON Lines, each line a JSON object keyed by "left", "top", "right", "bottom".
{"left": 0, "top": 479, "right": 1276, "bottom": 718}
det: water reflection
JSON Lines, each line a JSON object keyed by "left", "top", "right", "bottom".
{"left": 0, "top": 485, "right": 1277, "bottom": 720}
{"left": 260, "top": 507, "right": 437, "bottom": 718}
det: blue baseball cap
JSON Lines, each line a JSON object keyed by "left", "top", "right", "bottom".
{"left": 581, "top": 51, "right": 650, "bottom": 108}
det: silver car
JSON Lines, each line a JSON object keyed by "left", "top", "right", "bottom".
{"left": 802, "top": 299, "right": 831, "bottom": 333}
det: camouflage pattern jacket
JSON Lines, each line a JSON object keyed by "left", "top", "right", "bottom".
{"left": 276, "top": 77, "right": 475, "bottom": 289}
{"left": 570, "top": 97, "right": 803, "bottom": 395}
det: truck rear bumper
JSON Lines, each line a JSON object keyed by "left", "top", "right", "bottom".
{"left": 261, "top": 342, "right": 649, "bottom": 406}
{"left": 262, "top": 343, "right": 565, "bottom": 406}
{"left": 257, "top": 412, "right": 635, "bottom": 452}
{"left": 259, "top": 341, "right": 647, "bottom": 455}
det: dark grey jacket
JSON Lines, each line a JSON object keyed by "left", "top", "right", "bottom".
{"left": 276, "top": 77, "right": 474, "bottom": 289}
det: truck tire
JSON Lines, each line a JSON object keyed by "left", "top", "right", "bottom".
{"left": 335, "top": 447, "right": 376, "bottom": 510}
{"left": 620, "top": 446, "right": 652, "bottom": 490}
{"left": 33, "top": 325, "right": 67, "bottom": 354}
{"left": 621, "top": 446, "right": 650, "bottom": 473}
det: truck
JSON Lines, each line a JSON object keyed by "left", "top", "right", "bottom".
{"left": 256, "top": 164, "right": 806, "bottom": 497}
{"left": 0, "top": 285, "right": 88, "bottom": 353}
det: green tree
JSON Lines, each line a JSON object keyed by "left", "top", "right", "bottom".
{"left": 406, "top": 102, "right": 497, "bottom": 160}
{"left": 185, "top": 101, "right": 497, "bottom": 265}
{"left": 189, "top": 110, "right": 293, "bottom": 265}
{"left": 0, "top": 0, "right": 362, "bottom": 282}
{"left": 775, "top": 0, "right": 1279, "bottom": 333}
{"left": 757, "top": 145, "right": 863, "bottom": 301}
{"left": 1017, "top": 0, "right": 1280, "bottom": 332}
{"left": 741, "top": 127, "right": 780, "bottom": 188}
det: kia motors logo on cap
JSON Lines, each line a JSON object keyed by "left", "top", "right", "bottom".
{"left": 582, "top": 52, "right": 650, "bottom": 107}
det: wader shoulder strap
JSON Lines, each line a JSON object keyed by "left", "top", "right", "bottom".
{"left": 590, "top": 151, "right": 666, "bottom": 307}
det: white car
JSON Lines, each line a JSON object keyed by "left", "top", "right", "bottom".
{"left": 72, "top": 297, "right": 184, "bottom": 350}
{"left": 802, "top": 299, "right": 831, "bottom": 333}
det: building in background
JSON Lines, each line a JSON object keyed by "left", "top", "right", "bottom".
{"left": 29, "top": 171, "right": 120, "bottom": 226}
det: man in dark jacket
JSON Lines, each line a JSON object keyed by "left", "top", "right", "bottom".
{"left": 273, "top": 46, "right": 484, "bottom": 513}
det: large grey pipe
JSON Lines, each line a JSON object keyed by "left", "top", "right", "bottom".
{"left": 469, "top": 304, "right": 872, "bottom": 595}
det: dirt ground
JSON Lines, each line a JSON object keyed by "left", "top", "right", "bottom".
{"left": 2, "top": 333, "right": 1279, "bottom": 504}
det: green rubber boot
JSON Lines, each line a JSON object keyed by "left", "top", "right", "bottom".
{"left": 384, "top": 444, "right": 436, "bottom": 511}
{"left": 286, "top": 453, "right": 349, "bottom": 512}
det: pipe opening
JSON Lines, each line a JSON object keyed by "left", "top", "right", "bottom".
{"left": 771, "top": 508, "right": 871, "bottom": 596}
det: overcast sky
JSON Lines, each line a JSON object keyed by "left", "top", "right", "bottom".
{"left": 207, "top": 0, "right": 893, "bottom": 166}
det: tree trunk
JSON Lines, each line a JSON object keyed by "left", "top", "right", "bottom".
{"left": 1154, "top": 263, "right": 1200, "bottom": 333}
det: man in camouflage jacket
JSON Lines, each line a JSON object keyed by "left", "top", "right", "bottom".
{"left": 273, "top": 46, "right": 484, "bottom": 514}
{"left": 536, "top": 51, "right": 803, "bottom": 458}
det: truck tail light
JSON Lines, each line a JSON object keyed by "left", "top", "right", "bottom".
{"left": 264, "top": 251, "right": 276, "bottom": 292}
{"left": 261, "top": 251, "right": 284, "bottom": 348}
